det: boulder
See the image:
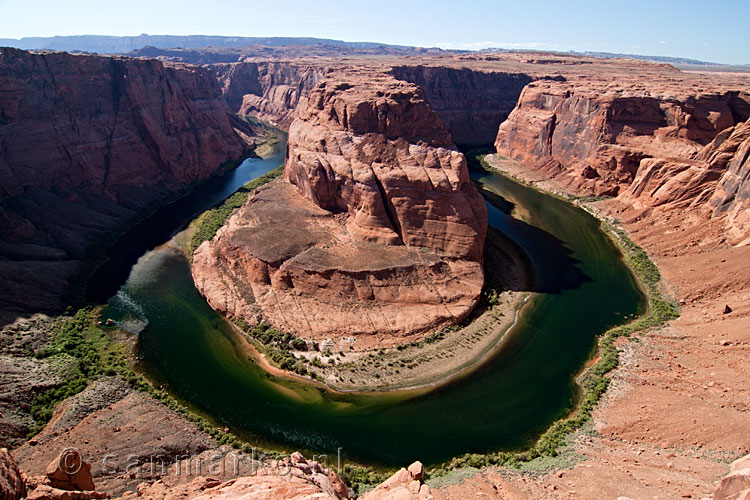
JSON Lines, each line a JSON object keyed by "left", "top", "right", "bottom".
{"left": 361, "top": 461, "right": 432, "bottom": 500}
{"left": 44, "top": 449, "right": 95, "bottom": 492}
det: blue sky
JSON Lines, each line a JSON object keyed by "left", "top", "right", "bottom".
{"left": 1, "top": 0, "right": 748, "bottom": 64}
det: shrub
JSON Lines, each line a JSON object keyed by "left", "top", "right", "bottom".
{"left": 189, "top": 167, "right": 283, "bottom": 257}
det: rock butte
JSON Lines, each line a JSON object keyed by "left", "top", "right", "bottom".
{"left": 192, "top": 74, "right": 487, "bottom": 342}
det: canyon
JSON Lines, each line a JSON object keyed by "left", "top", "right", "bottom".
{"left": 1, "top": 42, "right": 749, "bottom": 500}
{"left": 0, "top": 47, "right": 259, "bottom": 322}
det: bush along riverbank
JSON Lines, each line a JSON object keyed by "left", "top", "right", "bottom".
{"left": 187, "top": 166, "right": 284, "bottom": 258}
{"left": 26, "top": 306, "right": 390, "bottom": 494}
{"left": 420, "top": 156, "right": 681, "bottom": 479}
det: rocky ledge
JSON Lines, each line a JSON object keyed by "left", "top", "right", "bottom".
{"left": 192, "top": 74, "right": 487, "bottom": 344}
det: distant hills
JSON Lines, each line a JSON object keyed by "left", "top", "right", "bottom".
{"left": 0, "top": 34, "right": 746, "bottom": 67}
{"left": 0, "top": 34, "right": 412, "bottom": 54}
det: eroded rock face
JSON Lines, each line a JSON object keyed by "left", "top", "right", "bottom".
{"left": 0, "top": 448, "right": 25, "bottom": 500}
{"left": 391, "top": 65, "right": 533, "bottom": 145}
{"left": 286, "top": 76, "right": 487, "bottom": 258}
{"left": 707, "top": 119, "right": 750, "bottom": 245}
{"left": 712, "top": 454, "right": 750, "bottom": 500}
{"left": 617, "top": 117, "right": 750, "bottom": 245}
{"left": 193, "top": 75, "right": 486, "bottom": 342}
{"left": 0, "top": 47, "right": 254, "bottom": 319}
{"left": 210, "top": 61, "right": 328, "bottom": 127}
{"left": 495, "top": 79, "right": 748, "bottom": 197}
{"left": 495, "top": 77, "right": 750, "bottom": 244}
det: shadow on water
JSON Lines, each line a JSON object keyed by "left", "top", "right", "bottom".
{"left": 464, "top": 145, "right": 591, "bottom": 295}
{"left": 480, "top": 188, "right": 592, "bottom": 294}
{"left": 86, "top": 136, "right": 286, "bottom": 303}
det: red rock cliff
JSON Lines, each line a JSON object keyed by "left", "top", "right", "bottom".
{"left": 210, "top": 61, "right": 328, "bottom": 127}
{"left": 707, "top": 119, "right": 750, "bottom": 245}
{"left": 391, "top": 65, "right": 533, "bottom": 145}
{"left": 192, "top": 74, "right": 487, "bottom": 343}
{"left": 0, "top": 47, "right": 253, "bottom": 318}
{"left": 285, "top": 75, "right": 487, "bottom": 258}
{"left": 495, "top": 79, "right": 749, "bottom": 196}
{"left": 495, "top": 76, "right": 750, "bottom": 244}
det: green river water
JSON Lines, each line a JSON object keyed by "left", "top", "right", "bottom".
{"left": 101, "top": 146, "right": 645, "bottom": 467}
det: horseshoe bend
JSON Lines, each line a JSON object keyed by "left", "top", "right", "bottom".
{"left": 192, "top": 74, "right": 488, "bottom": 344}
{"left": 1, "top": 12, "right": 749, "bottom": 500}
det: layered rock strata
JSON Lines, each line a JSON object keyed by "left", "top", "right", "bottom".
{"left": 495, "top": 79, "right": 749, "bottom": 196}
{"left": 0, "top": 47, "right": 254, "bottom": 319}
{"left": 210, "top": 61, "right": 328, "bottom": 127}
{"left": 495, "top": 77, "right": 750, "bottom": 244}
{"left": 193, "top": 75, "right": 487, "bottom": 342}
{"left": 391, "top": 65, "right": 533, "bottom": 145}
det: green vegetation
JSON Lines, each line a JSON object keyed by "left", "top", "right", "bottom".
{"left": 234, "top": 319, "right": 312, "bottom": 377}
{"left": 338, "top": 465, "right": 390, "bottom": 495}
{"left": 29, "top": 308, "right": 124, "bottom": 436}
{"left": 188, "top": 166, "right": 283, "bottom": 257}
{"left": 28, "top": 306, "right": 287, "bottom": 458}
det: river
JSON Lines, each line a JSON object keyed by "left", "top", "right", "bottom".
{"left": 100, "top": 140, "right": 645, "bottom": 467}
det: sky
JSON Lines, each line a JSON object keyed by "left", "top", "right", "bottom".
{"left": 1, "top": 0, "right": 748, "bottom": 64}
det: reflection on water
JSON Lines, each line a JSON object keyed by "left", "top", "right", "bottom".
{"left": 102, "top": 150, "right": 645, "bottom": 467}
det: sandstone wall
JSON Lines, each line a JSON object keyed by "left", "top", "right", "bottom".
{"left": 285, "top": 75, "right": 487, "bottom": 258}
{"left": 210, "top": 61, "right": 328, "bottom": 127}
{"left": 495, "top": 78, "right": 750, "bottom": 243}
{"left": 706, "top": 119, "right": 750, "bottom": 245}
{"left": 495, "top": 80, "right": 749, "bottom": 196}
{"left": 0, "top": 47, "right": 253, "bottom": 318}
{"left": 391, "top": 65, "right": 533, "bottom": 145}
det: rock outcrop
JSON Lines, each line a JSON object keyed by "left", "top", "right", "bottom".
{"left": 24, "top": 450, "right": 106, "bottom": 500}
{"left": 193, "top": 75, "right": 487, "bottom": 343}
{"left": 391, "top": 65, "right": 533, "bottom": 145}
{"left": 0, "top": 47, "right": 254, "bottom": 320}
{"left": 210, "top": 61, "right": 328, "bottom": 127}
{"left": 712, "top": 454, "right": 750, "bottom": 500}
{"left": 0, "top": 448, "right": 25, "bottom": 500}
{"left": 361, "top": 461, "right": 432, "bottom": 500}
